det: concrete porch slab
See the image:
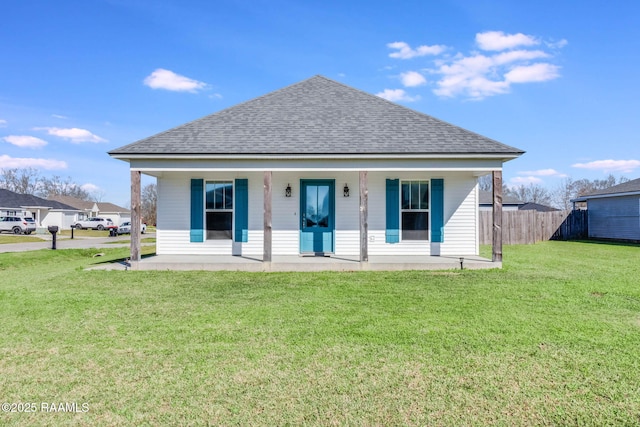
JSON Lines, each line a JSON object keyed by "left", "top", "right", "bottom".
{"left": 127, "top": 254, "right": 499, "bottom": 272}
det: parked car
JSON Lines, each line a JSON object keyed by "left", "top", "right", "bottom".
{"left": 0, "top": 216, "right": 37, "bottom": 234}
{"left": 116, "top": 221, "right": 147, "bottom": 235}
{"left": 74, "top": 217, "right": 114, "bottom": 230}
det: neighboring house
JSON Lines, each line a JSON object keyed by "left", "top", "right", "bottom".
{"left": 48, "top": 195, "right": 131, "bottom": 225}
{"left": 478, "top": 190, "right": 524, "bottom": 211}
{"left": 572, "top": 177, "right": 640, "bottom": 242}
{"left": 519, "top": 202, "right": 559, "bottom": 212}
{"left": 0, "top": 189, "right": 80, "bottom": 229}
{"left": 109, "top": 75, "right": 524, "bottom": 265}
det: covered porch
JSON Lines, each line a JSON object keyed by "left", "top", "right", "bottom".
{"left": 129, "top": 253, "right": 499, "bottom": 272}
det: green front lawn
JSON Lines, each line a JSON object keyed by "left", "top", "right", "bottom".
{"left": 1, "top": 242, "right": 639, "bottom": 425}
{"left": 0, "top": 235, "right": 46, "bottom": 244}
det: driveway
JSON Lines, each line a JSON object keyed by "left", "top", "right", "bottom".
{"left": 0, "top": 233, "right": 154, "bottom": 253}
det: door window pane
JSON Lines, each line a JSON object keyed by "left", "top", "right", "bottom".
{"left": 317, "top": 185, "right": 329, "bottom": 227}
{"left": 306, "top": 185, "right": 318, "bottom": 227}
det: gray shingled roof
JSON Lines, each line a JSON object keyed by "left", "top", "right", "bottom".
{"left": 109, "top": 75, "right": 524, "bottom": 157}
{"left": 478, "top": 190, "right": 524, "bottom": 205}
{"left": 577, "top": 177, "right": 640, "bottom": 199}
{"left": 0, "top": 189, "right": 77, "bottom": 210}
{"left": 519, "top": 202, "right": 559, "bottom": 212}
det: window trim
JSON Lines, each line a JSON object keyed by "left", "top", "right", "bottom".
{"left": 204, "top": 180, "right": 234, "bottom": 241}
{"left": 400, "top": 179, "right": 430, "bottom": 242}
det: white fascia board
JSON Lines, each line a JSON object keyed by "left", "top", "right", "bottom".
{"left": 111, "top": 153, "right": 521, "bottom": 161}
{"left": 572, "top": 191, "right": 640, "bottom": 202}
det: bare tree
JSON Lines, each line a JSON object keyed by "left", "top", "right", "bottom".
{"left": 141, "top": 183, "right": 157, "bottom": 225}
{"left": 478, "top": 174, "right": 493, "bottom": 191}
{"left": 92, "top": 189, "right": 107, "bottom": 203}
{"left": 38, "top": 175, "right": 91, "bottom": 200}
{"left": 552, "top": 174, "right": 629, "bottom": 210}
{"left": 0, "top": 168, "right": 41, "bottom": 194}
{"left": 505, "top": 183, "right": 552, "bottom": 205}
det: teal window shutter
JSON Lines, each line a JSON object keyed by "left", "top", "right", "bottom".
{"left": 190, "top": 179, "right": 204, "bottom": 242}
{"left": 385, "top": 179, "right": 400, "bottom": 243}
{"left": 234, "top": 178, "right": 249, "bottom": 242}
{"left": 431, "top": 179, "right": 444, "bottom": 242}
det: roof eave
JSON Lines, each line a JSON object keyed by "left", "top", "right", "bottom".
{"left": 572, "top": 190, "right": 640, "bottom": 202}
{"left": 109, "top": 152, "right": 524, "bottom": 161}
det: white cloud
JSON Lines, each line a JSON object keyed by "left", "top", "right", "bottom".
{"left": 385, "top": 31, "right": 566, "bottom": 100}
{"left": 0, "top": 154, "right": 67, "bottom": 170}
{"left": 51, "top": 114, "right": 68, "bottom": 119}
{"left": 476, "top": 31, "right": 539, "bottom": 51}
{"left": 505, "top": 63, "right": 560, "bottom": 83}
{"left": 518, "top": 169, "right": 568, "bottom": 177}
{"left": 400, "top": 71, "right": 427, "bottom": 87}
{"left": 432, "top": 51, "right": 561, "bottom": 99}
{"left": 510, "top": 176, "right": 543, "bottom": 185}
{"left": 3, "top": 135, "right": 48, "bottom": 148}
{"left": 143, "top": 68, "right": 208, "bottom": 93}
{"left": 81, "top": 183, "right": 100, "bottom": 193}
{"left": 0, "top": 119, "right": 7, "bottom": 128}
{"left": 546, "top": 39, "right": 569, "bottom": 49}
{"left": 572, "top": 159, "right": 640, "bottom": 174}
{"left": 493, "top": 49, "right": 549, "bottom": 65}
{"left": 38, "top": 127, "right": 107, "bottom": 143}
{"left": 387, "top": 41, "right": 446, "bottom": 59}
{"left": 375, "top": 89, "right": 420, "bottom": 102}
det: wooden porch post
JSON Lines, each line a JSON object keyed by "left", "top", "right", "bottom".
{"left": 130, "top": 170, "right": 141, "bottom": 263}
{"left": 263, "top": 171, "right": 272, "bottom": 263}
{"left": 492, "top": 170, "right": 503, "bottom": 262}
{"left": 359, "top": 171, "right": 368, "bottom": 262}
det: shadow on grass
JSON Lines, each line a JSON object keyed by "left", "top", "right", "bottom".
{"left": 570, "top": 239, "right": 640, "bottom": 248}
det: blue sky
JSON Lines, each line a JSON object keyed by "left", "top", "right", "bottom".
{"left": 2, "top": 0, "right": 639, "bottom": 206}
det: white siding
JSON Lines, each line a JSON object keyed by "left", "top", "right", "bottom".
{"left": 368, "top": 172, "right": 478, "bottom": 256}
{"left": 588, "top": 195, "right": 640, "bottom": 240}
{"left": 156, "top": 171, "right": 479, "bottom": 256}
{"left": 157, "top": 172, "right": 264, "bottom": 255}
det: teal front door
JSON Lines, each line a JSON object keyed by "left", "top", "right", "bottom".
{"left": 300, "top": 180, "right": 335, "bottom": 254}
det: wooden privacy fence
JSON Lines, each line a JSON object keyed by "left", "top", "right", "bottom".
{"left": 479, "top": 210, "right": 588, "bottom": 245}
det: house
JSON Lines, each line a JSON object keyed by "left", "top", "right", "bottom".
{"left": 479, "top": 190, "right": 524, "bottom": 211}
{"left": 48, "top": 195, "right": 131, "bottom": 225}
{"left": 109, "top": 75, "right": 524, "bottom": 269}
{"left": 572, "top": 177, "right": 640, "bottom": 242}
{"left": 0, "top": 189, "right": 80, "bottom": 230}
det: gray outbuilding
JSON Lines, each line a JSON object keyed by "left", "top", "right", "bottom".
{"left": 572, "top": 178, "right": 640, "bottom": 242}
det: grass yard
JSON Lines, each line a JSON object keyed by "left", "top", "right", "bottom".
{"left": 0, "top": 235, "right": 46, "bottom": 244}
{"left": 0, "top": 242, "right": 639, "bottom": 426}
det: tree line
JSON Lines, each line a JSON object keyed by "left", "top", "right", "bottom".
{"left": 0, "top": 167, "right": 94, "bottom": 200}
{"left": 479, "top": 174, "right": 630, "bottom": 210}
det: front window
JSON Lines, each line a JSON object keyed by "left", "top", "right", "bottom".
{"left": 401, "top": 180, "right": 429, "bottom": 240}
{"left": 205, "top": 181, "right": 233, "bottom": 239}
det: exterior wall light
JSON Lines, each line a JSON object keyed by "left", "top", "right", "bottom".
{"left": 343, "top": 183, "right": 350, "bottom": 197}
{"left": 285, "top": 183, "right": 292, "bottom": 197}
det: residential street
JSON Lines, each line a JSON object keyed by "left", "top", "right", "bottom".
{"left": 0, "top": 233, "right": 154, "bottom": 253}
